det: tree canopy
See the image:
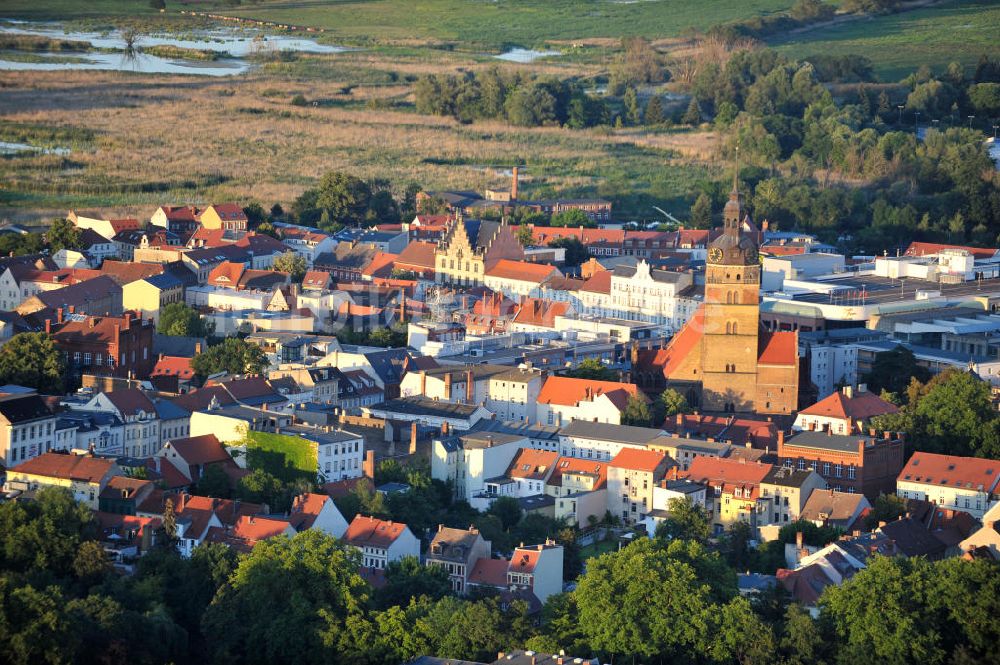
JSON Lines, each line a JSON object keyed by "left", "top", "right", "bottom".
{"left": 191, "top": 338, "right": 268, "bottom": 378}
{"left": 158, "top": 302, "right": 214, "bottom": 338}
{"left": 0, "top": 332, "right": 66, "bottom": 394}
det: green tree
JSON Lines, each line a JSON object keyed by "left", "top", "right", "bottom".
{"left": 515, "top": 224, "right": 534, "bottom": 246}
{"left": 644, "top": 95, "right": 665, "bottom": 126}
{"left": 550, "top": 208, "right": 594, "bottom": 228}
{"left": 243, "top": 202, "right": 267, "bottom": 227}
{"left": 863, "top": 493, "right": 906, "bottom": 530}
{"left": 191, "top": 338, "right": 268, "bottom": 378}
{"left": 375, "top": 556, "right": 452, "bottom": 610}
{"left": 547, "top": 236, "right": 590, "bottom": 267}
{"left": 47, "top": 218, "right": 82, "bottom": 254}
{"left": 654, "top": 496, "right": 711, "bottom": 543}
{"left": 863, "top": 346, "right": 931, "bottom": 398}
{"left": 682, "top": 97, "right": 702, "bottom": 125}
{"left": 623, "top": 86, "right": 641, "bottom": 126}
{"left": 0, "top": 332, "right": 65, "bottom": 394}
{"left": 255, "top": 221, "right": 280, "bottom": 239}
{"left": 711, "top": 596, "right": 776, "bottom": 665}
{"left": 621, "top": 394, "right": 652, "bottom": 426}
{"left": 575, "top": 538, "right": 720, "bottom": 661}
{"left": 658, "top": 388, "right": 692, "bottom": 418}
{"left": 911, "top": 369, "right": 1000, "bottom": 458}
{"left": 72, "top": 540, "right": 110, "bottom": 581}
{"left": 821, "top": 556, "right": 946, "bottom": 665}
{"left": 689, "top": 192, "right": 713, "bottom": 228}
{"left": 968, "top": 82, "right": 1000, "bottom": 116}
{"left": 778, "top": 603, "right": 830, "bottom": 665}
{"left": 0, "top": 487, "right": 95, "bottom": 575}
{"left": 487, "top": 496, "right": 523, "bottom": 532}
{"left": 202, "top": 530, "right": 369, "bottom": 665}
{"left": 194, "top": 463, "right": 232, "bottom": 499}
{"left": 158, "top": 302, "right": 213, "bottom": 338}
{"left": 563, "top": 358, "right": 617, "bottom": 381}
{"left": 272, "top": 251, "right": 307, "bottom": 282}
{"left": 162, "top": 495, "right": 178, "bottom": 542}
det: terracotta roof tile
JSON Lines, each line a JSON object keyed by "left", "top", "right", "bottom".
{"left": 487, "top": 259, "right": 559, "bottom": 282}
{"left": 11, "top": 452, "right": 114, "bottom": 481}
{"left": 800, "top": 390, "right": 897, "bottom": 421}
{"left": 361, "top": 251, "right": 398, "bottom": 278}
{"left": 343, "top": 514, "right": 409, "bottom": 549}
{"left": 469, "top": 557, "right": 509, "bottom": 587}
{"left": 537, "top": 376, "right": 643, "bottom": 411}
{"left": 905, "top": 242, "right": 997, "bottom": 260}
{"left": 548, "top": 456, "right": 607, "bottom": 490}
{"left": 166, "top": 434, "right": 230, "bottom": 466}
{"left": 898, "top": 452, "right": 1000, "bottom": 493}
{"left": 507, "top": 449, "right": 559, "bottom": 480}
{"left": 610, "top": 448, "right": 672, "bottom": 473}
{"left": 151, "top": 356, "right": 195, "bottom": 380}
{"left": 394, "top": 241, "right": 437, "bottom": 270}
{"left": 757, "top": 331, "right": 797, "bottom": 365}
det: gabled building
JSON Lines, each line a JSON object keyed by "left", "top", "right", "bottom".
{"left": 778, "top": 429, "right": 904, "bottom": 500}
{"left": 759, "top": 466, "right": 827, "bottom": 525}
{"left": 150, "top": 205, "right": 200, "bottom": 239}
{"left": 203, "top": 515, "right": 295, "bottom": 553}
{"left": 198, "top": 203, "right": 248, "bottom": 232}
{"left": 434, "top": 214, "right": 524, "bottom": 287}
{"left": 5, "top": 452, "right": 118, "bottom": 509}
{"left": 896, "top": 452, "right": 1000, "bottom": 519}
{"left": 608, "top": 448, "right": 675, "bottom": 525}
{"left": 800, "top": 488, "right": 871, "bottom": 532}
{"left": 0, "top": 392, "right": 57, "bottom": 469}
{"left": 793, "top": 386, "right": 898, "bottom": 436}
{"left": 342, "top": 514, "right": 420, "bottom": 569}
{"left": 154, "top": 433, "right": 240, "bottom": 486}
{"left": 426, "top": 525, "right": 492, "bottom": 593}
{"left": 287, "top": 492, "right": 348, "bottom": 538}
{"left": 536, "top": 376, "right": 646, "bottom": 426}
{"left": 681, "top": 456, "right": 774, "bottom": 533}
{"left": 484, "top": 260, "right": 562, "bottom": 299}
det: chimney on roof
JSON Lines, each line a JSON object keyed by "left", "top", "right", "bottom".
{"left": 795, "top": 530, "right": 803, "bottom": 549}
{"left": 511, "top": 166, "right": 519, "bottom": 201}
{"left": 777, "top": 430, "right": 785, "bottom": 448}
{"left": 89, "top": 317, "right": 95, "bottom": 329}
{"left": 444, "top": 372, "right": 453, "bottom": 399}
{"left": 195, "top": 342, "right": 202, "bottom": 354}
{"left": 123, "top": 311, "right": 132, "bottom": 330}
{"left": 465, "top": 369, "right": 474, "bottom": 403}
{"left": 363, "top": 450, "right": 375, "bottom": 480}
{"left": 410, "top": 421, "right": 419, "bottom": 454}
{"left": 56, "top": 307, "right": 64, "bottom": 324}
{"left": 68, "top": 305, "right": 75, "bottom": 314}
{"left": 44, "top": 319, "right": 51, "bottom": 334}
{"left": 843, "top": 385, "right": 853, "bottom": 399}
{"left": 883, "top": 430, "right": 891, "bottom": 440}
{"left": 441, "top": 421, "right": 449, "bottom": 436}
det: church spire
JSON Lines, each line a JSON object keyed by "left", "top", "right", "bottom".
{"left": 723, "top": 145, "right": 742, "bottom": 232}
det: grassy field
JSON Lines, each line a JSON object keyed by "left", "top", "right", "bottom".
{"left": 771, "top": 0, "right": 1000, "bottom": 81}
{"left": 0, "top": 57, "right": 717, "bottom": 222}
{"left": 244, "top": 431, "right": 317, "bottom": 482}
{"left": 2, "top": 0, "right": 799, "bottom": 48}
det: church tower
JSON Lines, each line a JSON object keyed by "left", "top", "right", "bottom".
{"left": 700, "top": 157, "right": 761, "bottom": 413}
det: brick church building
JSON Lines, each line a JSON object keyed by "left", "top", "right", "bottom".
{"left": 633, "top": 178, "right": 799, "bottom": 415}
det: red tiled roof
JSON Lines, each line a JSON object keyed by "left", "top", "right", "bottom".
{"left": 610, "top": 448, "right": 671, "bottom": 473}
{"left": 898, "top": 452, "right": 1000, "bottom": 492}
{"left": 11, "top": 452, "right": 113, "bottom": 482}
{"left": 507, "top": 449, "right": 559, "bottom": 480}
{"left": 799, "top": 390, "right": 897, "bottom": 421}
{"left": 343, "top": 515, "right": 409, "bottom": 549}
{"left": 757, "top": 331, "right": 797, "bottom": 366}
{"left": 166, "top": 434, "right": 230, "bottom": 466}
{"left": 108, "top": 218, "right": 140, "bottom": 234}
{"left": 189, "top": 227, "right": 232, "bottom": 248}
{"left": 681, "top": 456, "right": 773, "bottom": 495}
{"left": 394, "top": 241, "right": 437, "bottom": 270}
{"left": 204, "top": 203, "right": 247, "bottom": 220}
{"left": 487, "top": 259, "right": 558, "bottom": 283}
{"left": 151, "top": 356, "right": 195, "bottom": 380}
{"left": 302, "top": 270, "right": 331, "bottom": 289}
{"left": 509, "top": 547, "right": 540, "bottom": 574}
{"left": 52, "top": 311, "right": 139, "bottom": 347}
{"left": 203, "top": 515, "right": 292, "bottom": 552}
{"left": 104, "top": 388, "right": 156, "bottom": 417}
{"left": 168, "top": 385, "right": 236, "bottom": 412}
{"left": 207, "top": 261, "right": 245, "bottom": 286}
{"left": 145, "top": 458, "right": 190, "bottom": 490}
{"left": 158, "top": 205, "right": 198, "bottom": 222}
{"left": 100, "top": 260, "right": 165, "bottom": 285}
{"left": 469, "top": 557, "right": 509, "bottom": 587}
{"left": 513, "top": 298, "right": 570, "bottom": 328}
{"left": 288, "top": 492, "right": 331, "bottom": 531}
{"left": 665, "top": 414, "right": 778, "bottom": 448}
{"left": 905, "top": 242, "right": 997, "bottom": 260}
{"left": 637, "top": 307, "right": 704, "bottom": 377}
{"left": 579, "top": 271, "right": 612, "bottom": 294}
{"left": 361, "top": 251, "right": 398, "bottom": 278}
{"left": 548, "top": 456, "right": 607, "bottom": 490}
{"left": 95, "top": 511, "right": 160, "bottom": 547}
{"left": 537, "top": 376, "right": 644, "bottom": 411}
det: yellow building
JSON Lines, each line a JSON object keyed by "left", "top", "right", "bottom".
{"left": 122, "top": 273, "right": 184, "bottom": 325}
{"left": 198, "top": 203, "right": 248, "bottom": 231}
{"left": 6, "top": 452, "right": 118, "bottom": 509}
{"left": 435, "top": 213, "right": 524, "bottom": 287}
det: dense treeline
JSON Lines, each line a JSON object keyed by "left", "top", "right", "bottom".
{"left": 2, "top": 486, "right": 997, "bottom": 665}
{"left": 686, "top": 50, "right": 1000, "bottom": 252}
{"left": 415, "top": 68, "right": 609, "bottom": 128}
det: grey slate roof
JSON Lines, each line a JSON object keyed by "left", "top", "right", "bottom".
{"left": 560, "top": 419, "right": 666, "bottom": 445}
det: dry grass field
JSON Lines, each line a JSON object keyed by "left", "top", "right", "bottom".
{"left": 0, "top": 48, "right": 719, "bottom": 223}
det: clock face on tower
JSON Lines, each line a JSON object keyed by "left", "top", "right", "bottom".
{"left": 708, "top": 247, "right": 723, "bottom": 263}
